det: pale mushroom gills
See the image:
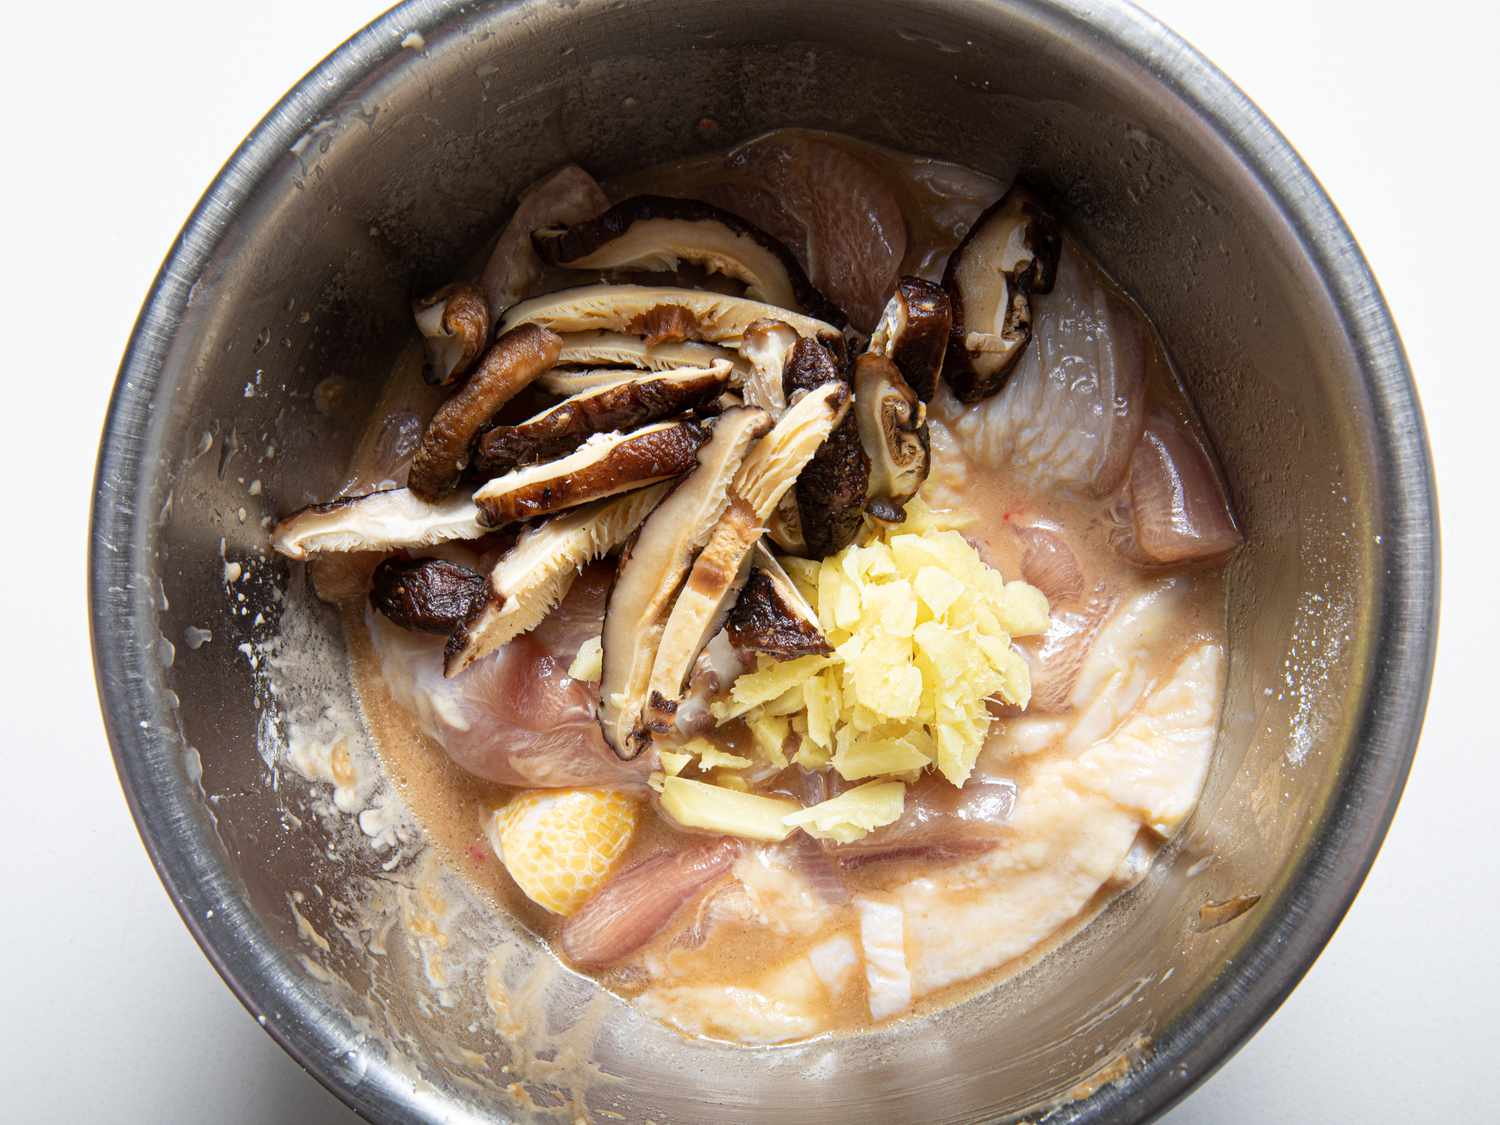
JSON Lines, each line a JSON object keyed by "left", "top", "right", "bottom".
{"left": 269, "top": 129, "right": 1240, "bottom": 1046}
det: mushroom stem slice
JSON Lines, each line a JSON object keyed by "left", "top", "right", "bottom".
{"left": 642, "top": 382, "right": 850, "bottom": 736}
{"left": 533, "top": 194, "right": 847, "bottom": 326}
{"left": 412, "top": 282, "right": 490, "bottom": 387}
{"left": 941, "top": 185, "right": 1061, "bottom": 403}
{"left": 475, "top": 361, "right": 733, "bottom": 476}
{"left": 473, "top": 419, "right": 708, "bottom": 528}
{"left": 271, "top": 488, "right": 486, "bottom": 560}
{"left": 783, "top": 338, "right": 870, "bottom": 557}
{"left": 854, "top": 353, "right": 930, "bottom": 523}
{"left": 727, "top": 543, "right": 831, "bottom": 659}
{"left": 370, "top": 557, "right": 487, "bottom": 634}
{"left": 598, "top": 406, "right": 773, "bottom": 758}
{"left": 480, "top": 164, "right": 609, "bottom": 320}
{"left": 739, "top": 318, "right": 800, "bottom": 416}
{"left": 408, "top": 324, "right": 563, "bottom": 501}
{"left": 868, "top": 277, "right": 952, "bottom": 402}
{"left": 444, "top": 485, "right": 669, "bottom": 677}
{"left": 499, "top": 284, "right": 843, "bottom": 349}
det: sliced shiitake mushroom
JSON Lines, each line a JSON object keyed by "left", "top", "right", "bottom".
{"left": 271, "top": 488, "right": 486, "bottom": 560}
{"left": 499, "top": 284, "right": 843, "bottom": 350}
{"left": 643, "top": 382, "right": 850, "bottom": 738}
{"left": 533, "top": 195, "right": 847, "bottom": 326}
{"left": 369, "top": 557, "right": 487, "bottom": 634}
{"left": 853, "top": 353, "right": 930, "bottom": 523}
{"left": 552, "top": 330, "right": 747, "bottom": 379}
{"left": 941, "top": 184, "right": 1061, "bottom": 403}
{"left": 598, "top": 406, "right": 773, "bottom": 757}
{"left": 536, "top": 367, "right": 642, "bottom": 396}
{"left": 783, "top": 338, "right": 869, "bottom": 557}
{"left": 407, "top": 324, "right": 562, "bottom": 501}
{"left": 738, "top": 318, "right": 800, "bottom": 416}
{"left": 479, "top": 164, "right": 609, "bottom": 320}
{"left": 445, "top": 485, "right": 669, "bottom": 676}
{"left": 473, "top": 419, "right": 708, "bottom": 527}
{"left": 474, "top": 361, "right": 733, "bottom": 476}
{"left": 412, "top": 283, "right": 490, "bottom": 388}
{"left": 869, "top": 276, "right": 951, "bottom": 402}
{"left": 726, "top": 544, "right": 830, "bottom": 659}
{"left": 765, "top": 495, "right": 808, "bottom": 556}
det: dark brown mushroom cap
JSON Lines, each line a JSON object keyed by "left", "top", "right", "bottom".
{"left": 370, "top": 557, "right": 487, "bottom": 634}
{"left": 782, "top": 335, "right": 843, "bottom": 398}
{"left": 473, "top": 419, "right": 708, "bottom": 527}
{"left": 412, "top": 282, "right": 490, "bottom": 388}
{"left": 474, "top": 362, "right": 733, "bottom": 476}
{"left": 727, "top": 557, "right": 831, "bottom": 659}
{"left": 797, "top": 416, "right": 870, "bottom": 556}
{"left": 407, "top": 324, "right": 563, "bottom": 501}
{"left": 853, "top": 353, "right": 930, "bottom": 523}
{"left": 533, "top": 194, "right": 848, "bottom": 328}
{"left": 941, "top": 185, "right": 1061, "bottom": 403}
{"left": 870, "top": 277, "right": 952, "bottom": 402}
{"left": 782, "top": 338, "right": 869, "bottom": 557}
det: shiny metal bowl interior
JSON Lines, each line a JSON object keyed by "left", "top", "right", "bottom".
{"left": 90, "top": 0, "right": 1437, "bottom": 1121}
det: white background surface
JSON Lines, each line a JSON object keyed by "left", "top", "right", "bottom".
{"left": 0, "top": 1, "right": 1492, "bottom": 1121}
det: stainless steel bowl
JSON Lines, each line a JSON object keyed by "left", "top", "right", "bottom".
{"left": 90, "top": 0, "right": 1438, "bottom": 1120}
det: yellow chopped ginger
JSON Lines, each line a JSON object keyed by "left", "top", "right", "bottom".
{"left": 721, "top": 497, "right": 1047, "bottom": 787}
{"left": 782, "top": 781, "right": 906, "bottom": 843}
{"left": 567, "top": 635, "right": 603, "bottom": 682}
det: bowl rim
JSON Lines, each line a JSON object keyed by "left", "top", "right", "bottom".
{"left": 89, "top": 0, "right": 1439, "bottom": 1121}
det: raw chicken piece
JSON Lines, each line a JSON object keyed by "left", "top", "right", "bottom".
{"left": 937, "top": 240, "right": 1147, "bottom": 496}
{"left": 638, "top": 948, "right": 849, "bottom": 1044}
{"left": 1061, "top": 577, "right": 1190, "bottom": 754}
{"left": 1112, "top": 406, "right": 1242, "bottom": 567}
{"left": 986, "top": 578, "right": 1186, "bottom": 763}
{"left": 896, "top": 636, "right": 1225, "bottom": 999}
{"left": 1060, "top": 643, "right": 1223, "bottom": 836}
{"left": 1014, "top": 524, "right": 1086, "bottom": 606}
{"left": 561, "top": 837, "right": 741, "bottom": 967}
{"left": 832, "top": 773, "right": 1016, "bottom": 867}
{"left": 855, "top": 896, "right": 913, "bottom": 1020}
{"left": 729, "top": 842, "right": 842, "bottom": 934}
{"left": 368, "top": 564, "right": 646, "bottom": 788}
{"left": 894, "top": 776, "right": 1140, "bottom": 997}
{"left": 1021, "top": 591, "right": 1115, "bottom": 713}
{"left": 706, "top": 133, "right": 908, "bottom": 331}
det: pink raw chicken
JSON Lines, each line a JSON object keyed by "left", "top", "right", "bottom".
{"left": 369, "top": 563, "right": 646, "bottom": 789}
